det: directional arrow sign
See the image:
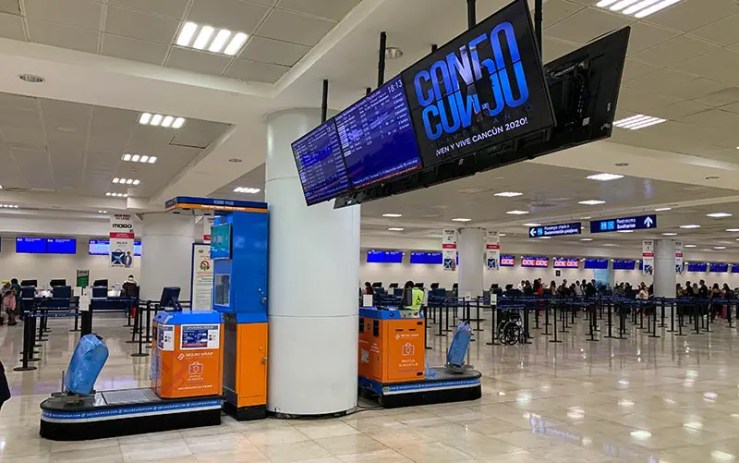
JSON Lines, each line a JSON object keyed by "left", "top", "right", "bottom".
{"left": 528, "top": 222, "right": 582, "bottom": 238}
{"left": 590, "top": 214, "right": 657, "bottom": 234}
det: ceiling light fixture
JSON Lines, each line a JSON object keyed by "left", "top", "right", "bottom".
{"left": 707, "top": 212, "right": 732, "bottom": 218}
{"left": 228, "top": 158, "right": 243, "bottom": 163}
{"left": 506, "top": 210, "right": 529, "bottom": 215}
{"left": 596, "top": 0, "right": 684, "bottom": 18}
{"left": 680, "top": 224, "right": 701, "bottom": 229}
{"left": 617, "top": 230, "right": 634, "bottom": 233}
{"left": 233, "top": 187, "right": 261, "bottom": 194}
{"left": 727, "top": 229, "right": 739, "bottom": 232}
{"left": 523, "top": 223, "right": 542, "bottom": 227}
{"left": 105, "top": 192, "right": 128, "bottom": 198}
{"left": 685, "top": 244, "right": 697, "bottom": 248}
{"left": 382, "top": 213, "right": 402, "bottom": 218}
{"left": 0, "top": 204, "right": 19, "bottom": 208}
{"left": 494, "top": 191, "right": 523, "bottom": 197}
{"left": 176, "top": 21, "right": 248, "bottom": 56}
{"left": 655, "top": 207, "right": 672, "bottom": 212}
{"left": 579, "top": 200, "right": 606, "bottom": 206}
{"left": 98, "top": 210, "right": 107, "bottom": 214}
{"left": 388, "top": 227, "right": 405, "bottom": 232}
{"left": 613, "top": 114, "right": 667, "bottom": 130}
{"left": 138, "top": 112, "right": 185, "bottom": 129}
{"left": 122, "top": 154, "right": 157, "bottom": 164}
{"left": 112, "top": 178, "right": 140, "bottom": 185}
{"left": 662, "top": 232, "right": 678, "bottom": 236}
{"left": 384, "top": 47, "right": 403, "bottom": 59}
{"left": 539, "top": 236, "right": 551, "bottom": 239}
{"left": 452, "top": 218, "right": 472, "bottom": 222}
{"left": 18, "top": 73, "right": 45, "bottom": 83}
{"left": 587, "top": 173, "right": 624, "bottom": 181}
{"left": 714, "top": 246, "right": 727, "bottom": 250}
{"left": 581, "top": 238, "right": 593, "bottom": 241}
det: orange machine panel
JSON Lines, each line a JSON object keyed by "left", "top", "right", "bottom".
{"left": 154, "top": 322, "right": 224, "bottom": 399}
{"left": 235, "top": 322, "right": 268, "bottom": 408}
{"left": 359, "top": 316, "right": 425, "bottom": 384}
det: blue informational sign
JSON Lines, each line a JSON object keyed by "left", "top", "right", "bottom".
{"left": 46, "top": 238, "right": 77, "bottom": 254}
{"left": 613, "top": 259, "right": 636, "bottom": 271}
{"left": 337, "top": 76, "right": 423, "bottom": 189}
{"left": 710, "top": 263, "right": 729, "bottom": 273}
{"left": 291, "top": 120, "right": 351, "bottom": 205}
{"left": 590, "top": 215, "right": 657, "bottom": 233}
{"left": 584, "top": 259, "right": 609, "bottom": 270}
{"left": 409, "top": 251, "right": 443, "bottom": 264}
{"left": 366, "top": 250, "right": 403, "bottom": 264}
{"left": 732, "top": 265, "right": 739, "bottom": 274}
{"left": 529, "top": 222, "right": 581, "bottom": 238}
{"left": 687, "top": 262, "right": 708, "bottom": 272}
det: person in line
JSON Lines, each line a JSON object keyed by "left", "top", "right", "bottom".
{"left": 2, "top": 281, "right": 17, "bottom": 326}
{"left": 676, "top": 283, "right": 684, "bottom": 298}
{"left": 698, "top": 280, "right": 709, "bottom": 299}
{"left": 10, "top": 278, "right": 21, "bottom": 321}
{"left": 684, "top": 281, "right": 695, "bottom": 297}
{"left": 122, "top": 275, "right": 138, "bottom": 298}
{"left": 709, "top": 283, "right": 723, "bottom": 320}
{"left": 363, "top": 282, "right": 374, "bottom": 295}
{"left": 723, "top": 284, "right": 735, "bottom": 299}
{"left": 548, "top": 281, "right": 557, "bottom": 296}
{"left": 0, "top": 359, "right": 10, "bottom": 411}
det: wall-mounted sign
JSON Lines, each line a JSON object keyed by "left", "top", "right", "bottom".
{"left": 529, "top": 222, "right": 581, "bottom": 238}
{"left": 590, "top": 215, "right": 656, "bottom": 233}
{"left": 521, "top": 256, "right": 549, "bottom": 268}
{"left": 553, "top": 257, "right": 580, "bottom": 268}
{"left": 442, "top": 229, "right": 458, "bottom": 271}
{"left": 500, "top": 255, "right": 516, "bottom": 267}
{"left": 486, "top": 231, "right": 500, "bottom": 270}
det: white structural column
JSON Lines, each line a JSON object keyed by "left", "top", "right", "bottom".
{"left": 458, "top": 228, "right": 485, "bottom": 298}
{"left": 654, "top": 239, "right": 677, "bottom": 297}
{"left": 265, "top": 109, "right": 361, "bottom": 416}
{"left": 140, "top": 213, "right": 195, "bottom": 301}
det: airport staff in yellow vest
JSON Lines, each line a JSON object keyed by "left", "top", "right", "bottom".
{"left": 402, "top": 281, "right": 425, "bottom": 311}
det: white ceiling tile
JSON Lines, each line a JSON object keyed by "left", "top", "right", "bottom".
{"left": 544, "top": 7, "right": 632, "bottom": 45}
{"left": 27, "top": 20, "right": 99, "bottom": 53}
{"left": 10, "top": 148, "right": 53, "bottom": 189}
{"left": 633, "top": 35, "right": 722, "bottom": 68}
{"left": 624, "top": 68, "right": 710, "bottom": 98}
{"left": 0, "top": 0, "right": 19, "bottom": 15}
{"left": 257, "top": 9, "right": 336, "bottom": 46}
{"left": 108, "top": 0, "right": 190, "bottom": 19}
{"left": 689, "top": 14, "right": 739, "bottom": 46}
{"left": 0, "top": 127, "right": 45, "bottom": 146}
{"left": 24, "top": 0, "right": 101, "bottom": 30}
{"left": 0, "top": 107, "right": 41, "bottom": 129}
{"left": 674, "top": 48, "right": 739, "bottom": 85}
{"left": 541, "top": 0, "right": 587, "bottom": 28}
{"left": 617, "top": 87, "right": 683, "bottom": 113}
{"left": 723, "top": 101, "right": 739, "bottom": 115}
{"left": 541, "top": 37, "right": 579, "bottom": 62}
{"left": 0, "top": 93, "right": 37, "bottom": 111}
{"left": 652, "top": 100, "right": 713, "bottom": 121}
{"left": 166, "top": 47, "right": 232, "bottom": 76}
{"left": 187, "top": 0, "right": 270, "bottom": 35}
{"left": 0, "top": 12, "right": 24, "bottom": 40}
{"left": 225, "top": 59, "right": 290, "bottom": 83}
{"left": 242, "top": 36, "right": 309, "bottom": 66}
{"left": 620, "top": 59, "right": 662, "bottom": 82}
{"left": 102, "top": 34, "right": 169, "bottom": 65}
{"left": 105, "top": 6, "right": 180, "bottom": 44}
{"left": 693, "top": 87, "right": 739, "bottom": 107}
{"left": 680, "top": 108, "right": 739, "bottom": 132}
{"left": 643, "top": 0, "right": 739, "bottom": 33}
{"left": 170, "top": 120, "right": 229, "bottom": 149}
{"left": 625, "top": 22, "right": 680, "bottom": 54}
{"left": 276, "top": 0, "right": 361, "bottom": 22}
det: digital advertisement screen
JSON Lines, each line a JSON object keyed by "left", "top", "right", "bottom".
{"left": 687, "top": 262, "right": 708, "bottom": 272}
{"left": 16, "top": 237, "right": 47, "bottom": 254}
{"left": 401, "top": 0, "right": 554, "bottom": 168}
{"left": 710, "top": 263, "right": 729, "bottom": 273}
{"left": 613, "top": 259, "right": 636, "bottom": 271}
{"left": 553, "top": 258, "right": 579, "bottom": 269}
{"left": 89, "top": 240, "right": 142, "bottom": 256}
{"left": 584, "top": 259, "right": 609, "bottom": 270}
{"left": 410, "top": 251, "right": 443, "bottom": 264}
{"left": 210, "top": 224, "right": 232, "bottom": 260}
{"left": 521, "top": 256, "right": 549, "bottom": 268}
{"left": 366, "top": 250, "right": 403, "bottom": 264}
{"left": 46, "top": 238, "right": 76, "bottom": 254}
{"left": 291, "top": 120, "right": 351, "bottom": 205}
{"left": 337, "top": 76, "right": 423, "bottom": 189}
{"left": 500, "top": 255, "right": 515, "bottom": 267}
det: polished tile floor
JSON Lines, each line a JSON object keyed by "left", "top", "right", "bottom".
{"left": 1, "top": 309, "right": 738, "bottom": 462}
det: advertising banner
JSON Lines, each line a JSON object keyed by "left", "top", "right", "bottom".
{"left": 642, "top": 240, "right": 655, "bottom": 275}
{"left": 442, "top": 229, "right": 458, "bottom": 271}
{"left": 191, "top": 244, "right": 214, "bottom": 312}
{"left": 109, "top": 214, "right": 135, "bottom": 268}
{"left": 675, "top": 241, "right": 683, "bottom": 274}
{"left": 203, "top": 216, "right": 214, "bottom": 243}
{"left": 76, "top": 269, "right": 90, "bottom": 288}
{"left": 485, "top": 231, "right": 500, "bottom": 270}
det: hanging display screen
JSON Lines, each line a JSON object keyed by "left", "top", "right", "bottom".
{"left": 709, "top": 263, "right": 729, "bottom": 273}
{"left": 553, "top": 257, "right": 579, "bottom": 269}
{"left": 400, "top": 0, "right": 555, "bottom": 167}
{"left": 16, "top": 237, "right": 47, "bottom": 253}
{"left": 46, "top": 238, "right": 76, "bottom": 254}
{"left": 366, "top": 250, "right": 403, "bottom": 263}
{"left": 500, "top": 255, "right": 515, "bottom": 267}
{"left": 687, "top": 262, "right": 708, "bottom": 272}
{"left": 613, "top": 259, "right": 636, "bottom": 270}
{"left": 292, "top": 120, "right": 351, "bottom": 205}
{"left": 521, "top": 256, "right": 549, "bottom": 268}
{"left": 584, "top": 259, "right": 609, "bottom": 270}
{"left": 337, "top": 76, "right": 423, "bottom": 189}
{"left": 410, "top": 251, "right": 443, "bottom": 264}
{"left": 89, "top": 240, "right": 142, "bottom": 256}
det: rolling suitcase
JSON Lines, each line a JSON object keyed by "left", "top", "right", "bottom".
{"left": 447, "top": 322, "right": 472, "bottom": 368}
{"left": 64, "top": 334, "right": 109, "bottom": 396}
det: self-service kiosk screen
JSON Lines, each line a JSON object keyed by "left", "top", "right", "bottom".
{"left": 210, "top": 224, "right": 232, "bottom": 260}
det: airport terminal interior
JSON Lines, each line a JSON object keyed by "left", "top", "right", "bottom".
{"left": 1, "top": 0, "right": 739, "bottom": 461}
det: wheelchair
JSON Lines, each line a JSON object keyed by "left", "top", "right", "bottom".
{"left": 497, "top": 310, "right": 526, "bottom": 345}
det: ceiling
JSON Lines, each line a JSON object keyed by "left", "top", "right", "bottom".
{"left": 0, "top": 0, "right": 361, "bottom": 84}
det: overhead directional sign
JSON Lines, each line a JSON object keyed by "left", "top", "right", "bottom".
{"left": 529, "top": 222, "right": 582, "bottom": 238}
{"left": 590, "top": 214, "right": 657, "bottom": 233}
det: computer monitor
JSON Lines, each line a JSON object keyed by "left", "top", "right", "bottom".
{"left": 388, "top": 283, "right": 399, "bottom": 289}
{"left": 93, "top": 279, "right": 108, "bottom": 287}
{"left": 159, "top": 287, "right": 182, "bottom": 310}
{"left": 52, "top": 286, "right": 72, "bottom": 299}
{"left": 430, "top": 283, "right": 440, "bottom": 290}
{"left": 50, "top": 279, "right": 66, "bottom": 287}
{"left": 21, "top": 279, "right": 37, "bottom": 287}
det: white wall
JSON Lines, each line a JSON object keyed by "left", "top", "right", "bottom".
{"left": 0, "top": 237, "right": 139, "bottom": 288}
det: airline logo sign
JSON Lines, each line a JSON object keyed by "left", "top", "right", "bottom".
{"left": 442, "top": 229, "right": 458, "bottom": 271}
{"left": 529, "top": 222, "right": 581, "bottom": 238}
{"left": 110, "top": 214, "right": 134, "bottom": 268}
{"left": 590, "top": 215, "right": 657, "bottom": 233}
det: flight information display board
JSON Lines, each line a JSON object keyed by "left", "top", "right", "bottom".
{"left": 687, "top": 262, "right": 708, "bottom": 272}
{"left": 366, "top": 250, "right": 403, "bottom": 263}
{"left": 613, "top": 259, "right": 636, "bottom": 270}
{"left": 410, "top": 251, "right": 443, "bottom": 264}
{"left": 89, "top": 240, "right": 142, "bottom": 256}
{"left": 710, "top": 263, "right": 729, "bottom": 273}
{"left": 553, "top": 257, "right": 579, "bottom": 269}
{"left": 500, "top": 255, "right": 515, "bottom": 267}
{"left": 337, "top": 76, "right": 423, "bottom": 189}
{"left": 584, "top": 259, "right": 609, "bottom": 270}
{"left": 16, "top": 237, "right": 46, "bottom": 253}
{"left": 46, "top": 238, "right": 76, "bottom": 254}
{"left": 401, "top": 0, "right": 555, "bottom": 167}
{"left": 521, "top": 256, "right": 549, "bottom": 268}
{"left": 292, "top": 120, "right": 351, "bottom": 205}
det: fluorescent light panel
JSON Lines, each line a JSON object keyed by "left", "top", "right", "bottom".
{"left": 680, "top": 224, "right": 701, "bottom": 229}
{"left": 122, "top": 154, "right": 157, "bottom": 164}
{"left": 105, "top": 192, "right": 128, "bottom": 198}
{"left": 596, "top": 0, "right": 684, "bottom": 17}
{"left": 176, "top": 22, "right": 248, "bottom": 56}
{"left": 0, "top": 204, "right": 19, "bottom": 208}
{"left": 579, "top": 200, "right": 606, "bottom": 205}
{"left": 112, "top": 178, "right": 140, "bottom": 185}
{"left": 506, "top": 210, "right": 529, "bottom": 215}
{"left": 613, "top": 114, "right": 667, "bottom": 130}
{"left": 655, "top": 207, "right": 672, "bottom": 212}
{"left": 452, "top": 218, "right": 472, "bottom": 222}
{"left": 139, "top": 112, "right": 186, "bottom": 129}
{"left": 233, "top": 187, "right": 260, "bottom": 194}
{"left": 382, "top": 213, "right": 402, "bottom": 218}
{"left": 587, "top": 173, "right": 624, "bottom": 181}
{"left": 707, "top": 212, "right": 732, "bottom": 218}
{"left": 388, "top": 227, "right": 405, "bottom": 231}
{"left": 494, "top": 191, "right": 523, "bottom": 197}
{"left": 523, "top": 223, "right": 541, "bottom": 227}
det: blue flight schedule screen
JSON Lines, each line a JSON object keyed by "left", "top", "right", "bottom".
{"left": 336, "top": 76, "right": 423, "bottom": 189}
{"left": 292, "top": 120, "right": 350, "bottom": 205}
{"left": 47, "top": 238, "right": 76, "bottom": 254}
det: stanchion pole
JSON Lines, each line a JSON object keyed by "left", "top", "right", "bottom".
{"left": 522, "top": 305, "right": 532, "bottom": 344}
{"left": 559, "top": 303, "right": 569, "bottom": 334}
{"left": 667, "top": 302, "right": 676, "bottom": 333}
{"left": 694, "top": 304, "right": 701, "bottom": 334}
{"left": 587, "top": 305, "right": 598, "bottom": 342}
{"left": 424, "top": 307, "right": 431, "bottom": 350}
{"left": 437, "top": 302, "right": 445, "bottom": 337}
{"left": 618, "top": 304, "right": 627, "bottom": 339}
{"left": 486, "top": 305, "right": 498, "bottom": 346}
{"left": 549, "top": 304, "right": 562, "bottom": 343}
{"left": 659, "top": 299, "right": 666, "bottom": 328}
{"left": 728, "top": 301, "right": 735, "bottom": 329}
{"left": 144, "top": 301, "right": 152, "bottom": 343}
{"left": 544, "top": 302, "right": 551, "bottom": 336}
{"left": 131, "top": 303, "right": 148, "bottom": 358}
{"left": 649, "top": 303, "right": 660, "bottom": 338}
{"left": 70, "top": 305, "right": 80, "bottom": 332}
{"left": 475, "top": 299, "right": 483, "bottom": 332}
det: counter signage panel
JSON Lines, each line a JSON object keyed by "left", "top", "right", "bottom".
{"left": 521, "top": 256, "right": 549, "bottom": 268}
{"left": 337, "top": 76, "right": 423, "bottom": 189}
{"left": 553, "top": 257, "right": 579, "bottom": 268}
{"left": 709, "top": 263, "right": 729, "bottom": 273}
{"left": 584, "top": 259, "right": 609, "bottom": 270}
{"left": 500, "top": 255, "right": 515, "bottom": 267}
{"left": 291, "top": 120, "right": 351, "bottom": 205}
{"left": 687, "top": 262, "right": 708, "bottom": 272}
{"left": 410, "top": 251, "right": 443, "bottom": 264}
{"left": 366, "top": 250, "right": 403, "bottom": 264}
{"left": 529, "top": 222, "right": 581, "bottom": 238}
{"left": 16, "top": 237, "right": 47, "bottom": 254}
{"left": 401, "top": 0, "right": 555, "bottom": 167}
{"left": 46, "top": 238, "right": 76, "bottom": 254}
{"left": 613, "top": 259, "right": 636, "bottom": 270}
{"left": 590, "top": 215, "right": 656, "bottom": 233}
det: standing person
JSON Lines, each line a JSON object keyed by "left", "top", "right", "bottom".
{"left": 2, "top": 281, "right": 17, "bottom": 326}
{"left": 548, "top": 281, "right": 557, "bottom": 296}
{"left": 363, "top": 282, "right": 374, "bottom": 296}
{"left": 10, "top": 279, "right": 21, "bottom": 321}
{"left": 698, "top": 280, "right": 709, "bottom": 299}
{"left": 0, "top": 360, "right": 10, "bottom": 411}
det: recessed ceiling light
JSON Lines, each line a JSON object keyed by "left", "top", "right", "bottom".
{"left": 617, "top": 230, "right": 634, "bottom": 233}
{"left": 613, "top": 114, "right": 667, "bottom": 130}
{"left": 587, "top": 173, "right": 624, "bottom": 181}
{"left": 112, "top": 178, "right": 140, "bottom": 185}
{"left": 494, "top": 192, "right": 523, "bottom": 197}
{"left": 727, "top": 229, "right": 739, "bottom": 232}
{"left": 18, "top": 73, "right": 44, "bottom": 83}
{"left": 233, "top": 187, "right": 260, "bottom": 194}
{"left": 655, "top": 207, "right": 672, "bottom": 212}
{"left": 98, "top": 210, "right": 107, "bottom": 214}
{"left": 596, "top": 0, "right": 685, "bottom": 18}
{"left": 714, "top": 246, "right": 727, "bottom": 250}
{"left": 385, "top": 47, "right": 403, "bottom": 59}
{"left": 630, "top": 430, "right": 652, "bottom": 440}
{"left": 680, "top": 224, "right": 701, "bottom": 229}
{"left": 523, "top": 223, "right": 542, "bottom": 227}
{"left": 388, "top": 227, "right": 405, "bottom": 232}
{"left": 0, "top": 204, "right": 19, "bottom": 208}
{"left": 662, "top": 232, "right": 678, "bottom": 236}
{"left": 581, "top": 238, "right": 593, "bottom": 241}
{"left": 707, "top": 212, "right": 732, "bottom": 218}
{"left": 452, "top": 218, "right": 472, "bottom": 222}
{"left": 506, "top": 210, "right": 529, "bottom": 215}
{"left": 383, "top": 213, "right": 402, "bottom": 218}
{"left": 685, "top": 244, "right": 697, "bottom": 248}
{"left": 122, "top": 154, "right": 157, "bottom": 164}
{"left": 499, "top": 233, "right": 507, "bottom": 237}
{"left": 539, "top": 236, "right": 551, "bottom": 239}
{"left": 139, "top": 112, "right": 185, "bottom": 129}
{"left": 106, "top": 192, "right": 128, "bottom": 198}
{"left": 579, "top": 200, "right": 606, "bottom": 206}
{"left": 580, "top": 216, "right": 592, "bottom": 220}
{"left": 176, "top": 21, "right": 248, "bottom": 56}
